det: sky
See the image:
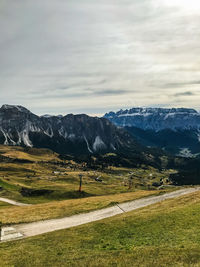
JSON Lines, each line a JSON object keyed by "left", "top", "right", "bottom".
{"left": 1, "top": 0, "right": 200, "bottom": 116}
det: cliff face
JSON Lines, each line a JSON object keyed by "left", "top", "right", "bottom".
{"left": 104, "top": 107, "right": 200, "bottom": 156}
{"left": 0, "top": 105, "right": 137, "bottom": 155}
{"left": 104, "top": 108, "right": 200, "bottom": 131}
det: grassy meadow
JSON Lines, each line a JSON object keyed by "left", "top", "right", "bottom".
{"left": 0, "top": 145, "right": 178, "bottom": 225}
{"left": 0, "top": 145, "right": 198, "bottom": 267}
{"left": 0, "top": 190, "right": 167, "bottom": 224}
{"left": 0, "top": 190, "right": 200, "bottom": 266}
{"left": 0, "top": 145, "right": 175, "bottom": 205}
{"left": 0, "top": 201, "right": 11, "bottom": 209}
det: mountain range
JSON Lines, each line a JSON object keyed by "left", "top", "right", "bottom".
{"left": 104, "top": 108, "right": 200, "bottom": 156}
{"left": 1, "top": 104, "right": 200, "bottom": 159}
{"left": 0, "top": 104, "right": 141, "bottom": 156}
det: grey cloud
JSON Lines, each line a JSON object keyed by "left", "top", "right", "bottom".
{"left": 28, "top": 87, "right": 131, "bottom": 99}
{"left": 164, "top": 81, "right": 200, "bottom": 88}
{"left": 93, "top": 89, "right": 131, "bottom": 96}
{"left": 174, "top": 91, "right": 195, "bottom": 97}
{"left": 1, "top": 0, "right": 200, "bottom": 115}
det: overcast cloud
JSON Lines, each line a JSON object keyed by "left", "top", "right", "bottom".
{"left": 1, "top": 0, "right": 200, "bottom": 115}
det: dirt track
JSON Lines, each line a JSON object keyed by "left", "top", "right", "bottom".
{"left": 11, "top": 187, "right": 199, "bottom": 239}
{"left": 0, "top": 197, "right": 30, "bottom": 206}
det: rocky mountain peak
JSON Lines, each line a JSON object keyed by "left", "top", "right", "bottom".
{"left": 1, "top": 104, "right": 31, "bottom": 114}
{"left": 104, "top": 107, "right": 200, "bottom": 131}
{"left": 0, "top": 104, "right": 138, "bottom": 155}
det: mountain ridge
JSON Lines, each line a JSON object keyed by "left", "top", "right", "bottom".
{"left": 104, "top": 107, "right": 200, "bottom": 156}
{"left": 0, "top": 104, "right": 140, "bottom": 156}
{"left": 104, "top": 107, "right": 200, "bottom": 131}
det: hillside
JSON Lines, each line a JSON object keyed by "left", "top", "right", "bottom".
{"left": 104, "top": 107, "right": 200, "bottom": 156}
{"left": 0, "top": 104, "right": 148, "bottom": 157}
{"left": 0, "top": 145, "right": 176, "bottom": 206}
{"left": 104, "top": 107, "right": 200, "bottom": 131}
{"left": 0, "top": 145, "right": 60, "bottom": 162}
{"left": 125, "top": 126, "right": 200, "bottom": 156}
{"left": 0, "top": 190, "right": 200, "bottom": 266}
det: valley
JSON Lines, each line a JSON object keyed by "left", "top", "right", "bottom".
{"left": 105, "top": 107, "right": 200, "bottom": 156}
{"left": 2, "top": 0, "right": 200, "bottom": 265}
{"left": 0, "top": 106, "right": 200, "bottom": 266}
{"left": 0, "top": 188, "right": 200, "bottom": 266}
{"left": 0, "top": 145, "right": 175, "bottom": 225}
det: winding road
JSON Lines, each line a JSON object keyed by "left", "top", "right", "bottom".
{"left": 1, "top": 187, "right": 198, "bottom": 242}
{"left": 0, "top": 197, "right": 30, "bottom": 207}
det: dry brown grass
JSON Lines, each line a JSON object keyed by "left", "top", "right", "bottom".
{"left": 0, "top": 145, "right": 60, "bottom": 162}
{"left": 0, "top": 201, "right": 11, "bottom": 209}
{"left": 1, "top": 191, "right": 200, "bottom": 267}
{"left": 0, "top": 190, "right": 165, "bottom": 224}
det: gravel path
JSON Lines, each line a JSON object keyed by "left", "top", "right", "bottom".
{"left": 12, "top": 187, "right": 199, "bottom": 239}
{"left": 0, "top": 197, "right": 30, "bottom": 206}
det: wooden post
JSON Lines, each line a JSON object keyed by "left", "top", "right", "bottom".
{"left": 0, "top": 221, "right": 2, "bottom": 242}
{"left": 129, "top": 175, "right": 134, "bottom": 189}
{"left": 79, "top": 174, "right": 83, "bottom": 192}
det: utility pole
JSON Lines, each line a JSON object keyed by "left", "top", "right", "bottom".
{"left": 128, "top": 175, "right": 134, "bottom": 189}
{"left": 0, "top": 221, "right": 2, "bottom": 242}
{"left": 79, "top": 174, "right": 83, "bottom": 192}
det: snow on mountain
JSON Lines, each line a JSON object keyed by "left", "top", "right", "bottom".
{"left": 0, "top": 105, "right": 137, "bottom": 155}
{"left": 93, "top": 136, "right": 106, "bottom": 151}
{"left": 1, "top": 104, "right": 31, "bottom": 113}
{"left": 104, "top": 107, "right": 200, "bottom": 156}
{"left": 41, "top": 114, "right": 53, "bottom": 118}
{"left": 41, "top": 114, "right": 63, "bottom": 119}
{"left": 104, "top": 108, "right": 200, "bottom": 131}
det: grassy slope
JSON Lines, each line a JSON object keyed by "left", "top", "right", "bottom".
{"left": 0, "top": 144, "right": 176, "bottom": 226}
{"left": 0, "top": 145, "right": 61, "bottom": 162}
{"left": 1, "top": 191, "right": 200, "bottom": 267}
{"left": 0, "top": 145, "right": 175, "bottom": 204}
{"left": 0, "top": 164, "right": 172, "bottom": 204}
{"left": 0, "top": 201, "right": 11, "bottom": 209}
{"left": 0, "top": 190, "right": 167, "bottom": 224}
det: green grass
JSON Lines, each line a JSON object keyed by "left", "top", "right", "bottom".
{"left": 0, "top": 160, "right": 174, "bottom": 204}
{"left": 0, "top": 145, "right": 61, "bottom": 162}
{"left": 0, "top": 145, "right": 177, "bottom": 226}
{"left": 0, "top": 191, "right": 200, "bottom": 266}
{"left": 0, "top": 190, "right": 166, "bottom": 224}
{"left": 0, "top": 144, "right": 176, "bottom": 205}
{"left": 0, "top": 201, "right": 11, "bottom": 209}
